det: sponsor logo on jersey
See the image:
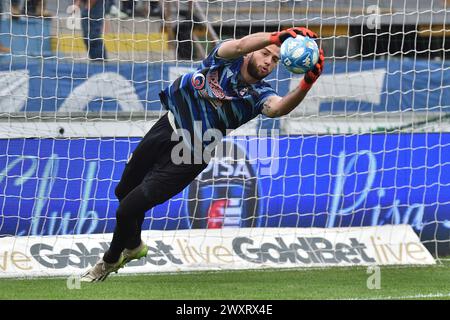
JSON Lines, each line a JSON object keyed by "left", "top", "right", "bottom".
{"left": 239, "top": 87, "right": 249, "bottom": 97}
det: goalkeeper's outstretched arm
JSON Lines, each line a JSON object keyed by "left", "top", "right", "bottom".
{"left": 217, "top": 27, "right": 318, "bottom": 60}
{"left": 217, "top": 27, "right": 325, "bottom": 119}
{"left": 262, "top": 48, "right": 324, "bottom": 118}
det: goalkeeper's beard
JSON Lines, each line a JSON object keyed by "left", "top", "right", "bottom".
{"left": 247, "top": 54, "right": 267, "bottom": 81}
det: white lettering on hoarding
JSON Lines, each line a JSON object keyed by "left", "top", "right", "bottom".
{"left": 0, "top": 155, "right": 99, "bottom": 236}
{"left": 327, "top": 150, "right": 428, "bottom": 231}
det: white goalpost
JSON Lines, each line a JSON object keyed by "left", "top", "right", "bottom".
{"left": 0, "top": 0, "right": 447, "bottom": 278}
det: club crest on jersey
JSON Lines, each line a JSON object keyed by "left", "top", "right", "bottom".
{"left": 239, "top": 87, "right": 249, "bottom": 96}
{"left": 191, "top": 72, "right": 206, "bottom": 90}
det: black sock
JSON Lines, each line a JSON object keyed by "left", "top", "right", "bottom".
{"left": 103, "top": 186, "right": 150, "bottom": 263}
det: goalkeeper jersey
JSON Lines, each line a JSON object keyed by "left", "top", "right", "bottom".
{"left": 159, "top": 42, "right": 278, "bottom": 148}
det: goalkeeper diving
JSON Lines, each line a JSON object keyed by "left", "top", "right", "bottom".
{"left": 81, "top": 27, "right": 325, "bottom": 282}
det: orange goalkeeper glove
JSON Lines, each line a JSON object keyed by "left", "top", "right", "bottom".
{"left": 269, "top": 27, "right": 318, "bottom": 46}
{"left": 300, "top": 48, "right": 325, "bottom": 92}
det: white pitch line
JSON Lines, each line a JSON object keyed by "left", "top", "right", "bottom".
{"left": 348, "top": 292, "right": 450, "bottom": 300}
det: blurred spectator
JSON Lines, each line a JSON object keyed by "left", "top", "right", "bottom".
{"left": 76, "top": 0, "right": 108, "bottom": 61}
{"left": 161, "top": 1, "right": 205, "bottom": 60}
{"left": 0, "top": 0, "right": 10, "bottom": 52}
{"left": 10, "top": 0, "right": 23, "bottom": 17}
{"left": 121, "top": 0, "right": 136, "bottom": 16}
{"left": 106, "top": 0, "right": 128, "bottom": 18}
{"left": 122, "top": 0, "right": 161, "bottom": 17}
{"left": 10, "top": 0, "right": 51, "bottom": 18}
{"left": 25, "top": 0, "right": 52, "bottom": 17}
{"left": 148, "top": 0, "right": 161, "bottom": 17}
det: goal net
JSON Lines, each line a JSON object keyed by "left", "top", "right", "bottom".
{"left": 0, "top": 0, "right": 448, "bottom": 277}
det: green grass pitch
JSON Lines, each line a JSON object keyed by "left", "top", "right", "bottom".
{"left": 1, "top": 260, "right": 449, "bottom": 300}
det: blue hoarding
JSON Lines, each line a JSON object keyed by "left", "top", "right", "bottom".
{"left": 0, "top": 58, "right": 449, "bottom": 113}
{"left": 0, "top": 134, "right": 449, "bottom": 255}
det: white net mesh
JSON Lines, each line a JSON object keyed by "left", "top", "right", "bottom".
{"left": 0, "top": 0, "right": 449, "bottom": 277}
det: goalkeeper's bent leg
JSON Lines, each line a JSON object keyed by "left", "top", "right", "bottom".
{"left": 102, "top": 162, "right": 208, "bottom": 264}
{"left": 103, "top": 185, "right": 150, "bottom": 263}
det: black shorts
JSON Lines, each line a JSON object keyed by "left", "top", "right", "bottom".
{"left": 115, "top": 113, "right": 208, "bottom": 207}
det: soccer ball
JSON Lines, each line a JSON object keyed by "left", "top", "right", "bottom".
{"left": 280, "top": 36, "right": 319, "bottom": 74}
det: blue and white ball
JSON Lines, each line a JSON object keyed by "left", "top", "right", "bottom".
{"left": 280, "top": 36, "right": 319, "bottom": 74}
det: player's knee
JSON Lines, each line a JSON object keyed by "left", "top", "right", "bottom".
{"left": 114, "top": 183, "right": 127, "bottom": 202}
{"left": 140, "top": 184, "right": 166, "bottom": 208}
{"left": 115, "top": 203, "right": 127, "bottom": 222}
{"left": 115, "top": 185, "right": 158, "bottom": 221}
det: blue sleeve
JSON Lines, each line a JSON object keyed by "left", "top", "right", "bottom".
{"left": 255, "top": 84, "right": 279, "bottom": 113}
{"left": 201, "top": 40, "right": 241, "bottom": 69}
